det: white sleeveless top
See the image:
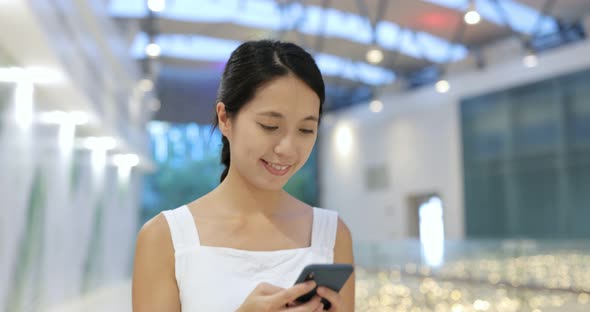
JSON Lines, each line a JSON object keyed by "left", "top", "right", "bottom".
{"left": 162, "top": 205, "right": 339, "bottom": 311}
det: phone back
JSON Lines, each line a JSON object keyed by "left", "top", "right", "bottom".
{"left": 294, "top": 263, "right": 354, "bottom": 305}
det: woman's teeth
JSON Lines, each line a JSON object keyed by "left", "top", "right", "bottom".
{"left": 269, "top": 162, "right": 288, "bottom": 170}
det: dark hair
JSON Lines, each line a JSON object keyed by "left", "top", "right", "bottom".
{"left": 213, "top": 40, "right": 325, "bottom": 183}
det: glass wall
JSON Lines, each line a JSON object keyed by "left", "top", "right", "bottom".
{"left": 461, "top": 68, "right": 590, "bottom": 238}
{"left": 0, "top": 49, "right": 11, "bottom": 130}
{"left": 0, "top": 47, "right": 141, "bottom": 311}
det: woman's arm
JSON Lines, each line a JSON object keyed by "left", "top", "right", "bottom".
{"left": 333, "top": 218, "right": 355, "bottom": 312}
{"left": 132, "top": 214, "right": 181, "bottom": 312}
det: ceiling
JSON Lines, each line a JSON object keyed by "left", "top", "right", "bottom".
{"left": 109, "top": 0, "right": 590, "bottom": 124}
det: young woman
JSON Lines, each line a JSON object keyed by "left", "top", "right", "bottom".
{"left": 132, "top": 40, "right": 355, "bottom": 311}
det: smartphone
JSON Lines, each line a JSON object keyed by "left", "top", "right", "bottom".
{"left": 293, "top": 263, "right": 354, "bottom": 310}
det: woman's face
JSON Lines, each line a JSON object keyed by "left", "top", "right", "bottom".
{"left": 220, "top": 74, "right": 320, "bottom": 191}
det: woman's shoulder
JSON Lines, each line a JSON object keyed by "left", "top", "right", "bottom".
{"left": 136, "top": 213, "right": 174, "bottom": 255}
{"left": 133, "top": 213, "right": 180, "bottom": 310}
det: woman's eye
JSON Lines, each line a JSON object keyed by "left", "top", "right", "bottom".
{"left": 300, "top": 129, "right": 315, "bottom": 134}
{"left": 259, "top": 123, "right": 278, "bottom": 131}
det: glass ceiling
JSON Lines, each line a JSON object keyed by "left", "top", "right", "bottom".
{"left": 131, "top": 32, "right": 396, "bottom": 85}
{"left": 111, "top": 0, "right": 554, "bottom": 85}
{"left": 425, "top": 0, "right": 557, "bottom": 35}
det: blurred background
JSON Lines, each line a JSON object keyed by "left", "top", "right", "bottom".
{"left": 1, "top": 0, "right": 590, "bottom": 311}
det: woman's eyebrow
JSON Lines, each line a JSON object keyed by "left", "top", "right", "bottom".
{"left": 257, "top": 111, "right": 319, "bottom": 122}
{"left": 257, "top": 111, "right": 283, "bottom": 118}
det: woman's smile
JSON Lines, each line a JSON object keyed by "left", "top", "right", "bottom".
{"left": 261, "top": 159, "right": 292, "bottom": 176}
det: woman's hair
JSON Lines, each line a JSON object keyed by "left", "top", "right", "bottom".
{"left": 213, "top": 40, "right": 325, "bottom": 183}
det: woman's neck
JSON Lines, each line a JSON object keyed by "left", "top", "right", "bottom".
{"left": 213, "top": 168, "right": 288, "bottom": 218}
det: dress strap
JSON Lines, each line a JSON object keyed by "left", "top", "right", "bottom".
{"left": 162, "top": 205, "right": 201, "bottom": 251}
{"left": 310, "top": 207, "right": 339, "bottom": 250}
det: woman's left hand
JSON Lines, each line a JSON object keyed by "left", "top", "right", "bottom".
{"left": 316, "top": 287, "right": 344, "bottom": 311}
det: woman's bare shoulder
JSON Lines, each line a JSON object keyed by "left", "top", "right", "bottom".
{"left": 132, "top": 213, "right": 180, "bottom": 311}
{"left": 137, "top": 213, "right": 173, "bottom": 250}
{"left": 134, "top": 213, "right": 175, "bottom": 275}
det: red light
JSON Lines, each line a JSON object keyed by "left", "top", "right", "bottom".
{"left": 419, "top": 12, "right": 457, "bottom": 29}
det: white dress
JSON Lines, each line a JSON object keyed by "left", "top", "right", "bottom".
{"left": 162, "top": 205, "right": 339, "bottom": 311}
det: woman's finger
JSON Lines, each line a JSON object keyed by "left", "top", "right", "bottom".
{"left": 285, "top": 300, "right": 302, "bottom": 308}
{"left": 316, "top": 287, "right": 341, "bottom": 311}
{"left": 312, "top": 299, "right": 326, "bottom": 312}
{"left": 272, "top": 281, "right": 317, "bottom": 308}
{"left": 285, "top": 295, "right": 323, "bottom": 312}
{"left": 254, "top": 282, "right": 285, "bottom": 296}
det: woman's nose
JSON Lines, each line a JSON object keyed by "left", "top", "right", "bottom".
{"left": 273, "top": 134, "right": 296, "bottom": 159}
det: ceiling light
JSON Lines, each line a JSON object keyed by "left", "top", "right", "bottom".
{"left": 464, "top": 10, "right": 481, "bottom": 25}
{"left": 0, "top": 67, "right": 25, "bottom": 82}
{"left": 39, "top": 111, "right": 89, "bottom": 125}
{"left": 369, "top": 100, "right": 383, "bottom": 113}
{"left": 0, "top": 66, "right": 65, "bottom": 84}
{"left": 523, "top": 51, "right": 538, "bottom": 68}
{"left": 113, "top": 153, "right": 140, "bottom": 167}
{"left": 145, "top": 43, "right": 161, "bottom": 58}
{"left": 39, "top": 111, "right": 67, "bottom": 124}
{"left": 83, "top": 137, "right": 117, "bottom": 151}
{"left": 366, "top": 48, "right": 384, "bottom": 64}
{"left": 69, "top": 111, "right": 90, "bottom": 125}
{"left": 138, "top": 79, "right": 154, "bottom": 92}
{"left": 24, "top": 66, "right": 65, "bottom": 84}
{"left": 147, "top": 0, "right": 166, "bottom": 12}
{"left": 464, "top": 1, "right": 481, "bottom": 25}
{"left": 435, "top": 79, "right": 450, "bottom": 93}
{"left": 150, "top": 98, "right": 161, "bottom": 112}
{"left": 14, "top": 81, "right": 34, "bottom": 128}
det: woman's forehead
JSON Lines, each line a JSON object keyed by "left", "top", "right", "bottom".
{"left": 245, "top": 76, "right": 320, "bottom": 116}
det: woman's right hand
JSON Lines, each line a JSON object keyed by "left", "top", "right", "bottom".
{"left": 236, "top": 281, "right": 325, "bottom": 312}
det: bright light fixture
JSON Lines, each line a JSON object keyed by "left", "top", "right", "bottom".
{"left": 145, "top": 43, "right": 161, "bottom": 58}
{"left": 83, "top": 137, "right": 117, "bottom": 151}
{"left": 464, "top": 10, "right": 481, "bottom": 25}
{"left": 523, "top": 52, "right": 538, "bottom": 68}
{"left": 150, "top": 98, "right": 161, "bottom": 112}
{"left": 138, "top": 79, "right": 154, "bottom": 92}
{"left": 24, "top": 66, "right": 65, "bottom": 84}
{"left": 0, "top": 66, "right": 64, "bottom": 84}
{"left": 147, "top": 0, "right": 166, "bottom": 12}
{"left": 369, "top": 100, "right": 383, "bottom": 113}
{"left": 113, "top": 153, "right": 140, "bottom": 167}
{"left": 464, "top": 0, "right": 481, "bottom": 25}
{"left": 435, "top": 79, "right": 451, "bottom": 93}
{"left": 366, "top": 48, "right": 384, "bottom": 64}
{"left": 39, "top": 111, "right": 89, "bottom": 125}
{"left": 69, "top": 111, "right": 90, "bottom": 125}
{"left": 14, "top": 81, "right": 34, "bottom": 128}
{"left": 0, "top": 67, "right": 27, "bottom": 82}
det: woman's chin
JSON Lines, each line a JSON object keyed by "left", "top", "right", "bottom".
{"left": 251, "top": 177, "right": 288, "bottom": 192}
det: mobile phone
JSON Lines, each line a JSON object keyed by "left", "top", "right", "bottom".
{"left": 293, "top": 264, "right": 354, "bottom": 310}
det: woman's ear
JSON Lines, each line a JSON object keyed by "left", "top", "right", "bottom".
{"left": 216, "top": 102, "right": 231, "bottom": 138}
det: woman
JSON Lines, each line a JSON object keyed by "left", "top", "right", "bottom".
{"left": 132, "top": 40, "right": 355, "bottom": 311}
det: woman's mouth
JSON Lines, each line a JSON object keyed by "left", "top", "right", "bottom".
{"left": 261, "top": 159, "right": 291, "bottom": 176}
